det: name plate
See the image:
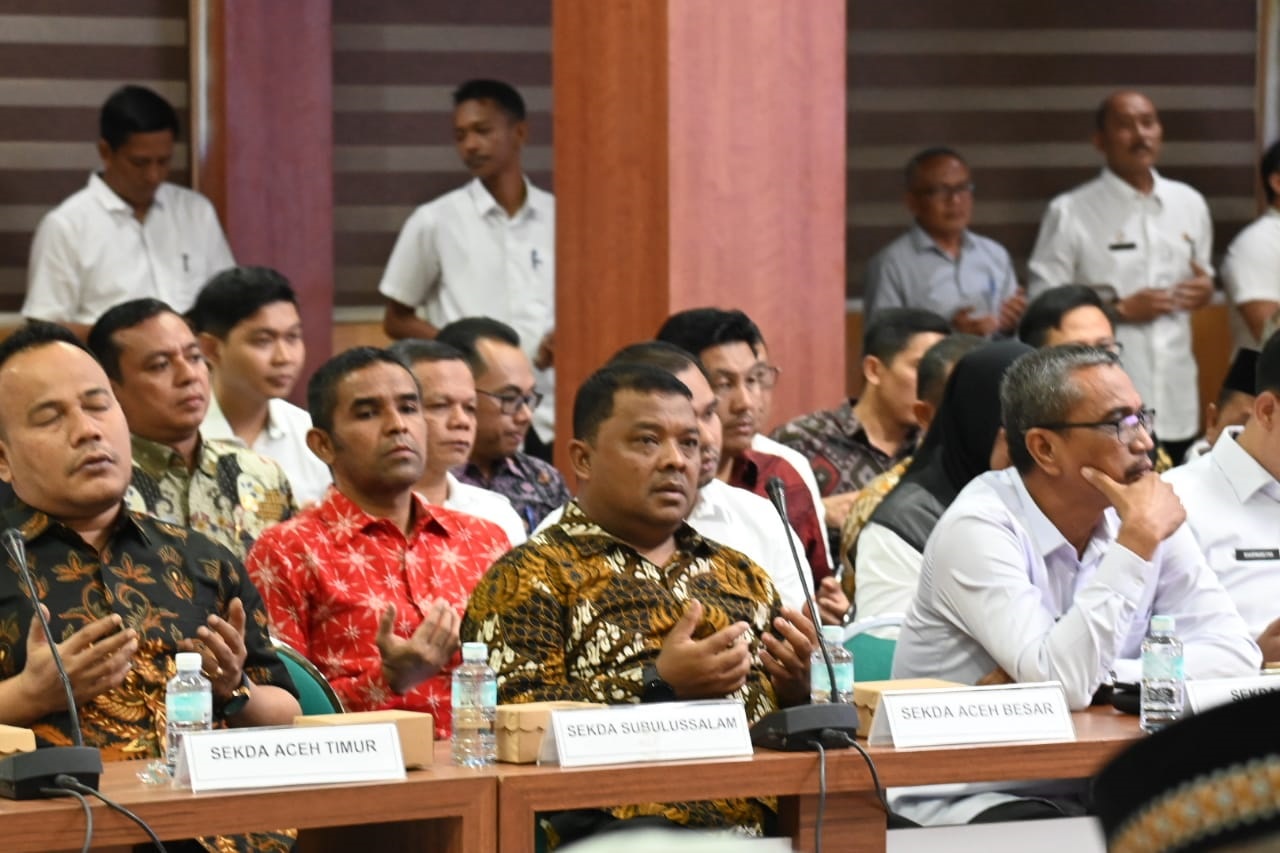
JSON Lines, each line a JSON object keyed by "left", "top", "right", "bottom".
{"left": 868, "top": 681, "right": 1074, "bottom": 748}
{"left": 1186, "top": 675, "right": 1280, "bottom": 714}
{"left": 544, "top": 700, "right": 751, "bottom": 767}
{"left": 176, "top": 722, "right": 405, "bottom": 792}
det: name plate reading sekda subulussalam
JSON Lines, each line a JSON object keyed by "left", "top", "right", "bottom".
{"left": 1186, "top": 675, "right": 1280, "bottom": 714}
{"left": 175, "top": 722, "right": 405, "bottom": 792}
{"left": 868, "top": 681, "right": 1074, "bottom": 748}
{"left": 542, "top": 699, "right": 751, "bottom": 767}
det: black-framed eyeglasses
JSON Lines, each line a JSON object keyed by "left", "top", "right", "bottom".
{"left": 477, "top": 388, "right": 543, "bottom": 415}
{"left": 913, "top": 181, "right": 975, "bottom": 201}
{"left": 1036, "top": 408, "right": 1156, "bottom": 445}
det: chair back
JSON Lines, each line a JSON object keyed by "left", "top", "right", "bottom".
{"left": 271, "top": 637, "right": 344, "bottom": 715}
{"left": 842, "top": 613, "right": 903, "bottom": 683}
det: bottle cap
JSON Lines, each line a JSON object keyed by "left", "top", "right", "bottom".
{"left": 175, "top": 652, "right": 203, "bottom": 672}
{"left": 821, "top": 625, "right": 845, "bottom": 645}
{"left": 1151, "top": 614, "right": 1175, "bottom": 634}
{"left": 462, "top": 641, "right": 488, "bottom": 662}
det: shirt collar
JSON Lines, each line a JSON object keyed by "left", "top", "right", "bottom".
{"left": 130, "top": 433, "right": 190, "bottom": 476}
{"left": 3, "top": 498, "right": 150, "bottom": 549}
{"left": 690, "top": 479, "right": 730, "bottom": 524}
{"left": 908, "top": 222, "right": 976, "bottom": 256}
{"left": 465, "top": 176, "right": 544, "bottom": 221}
{"left": 315, "top": 486, "right": 456, "bottom": 546}
{"left": 457, "top": 453, "right": 523, "bottom": 485}
{"left": 1007, "top": 469, "right": 1116, "bottom": 564}
{"left": 552, "top": 500, "right": 712, "bottom": 560}
{"left": 87, "top": 172, "right": 165, "bottom": 215}
{"left": 1100, "top": 167, "right": 1165, "bottom": 204}
{"left": 1210, "top": 428, "right": 1279, "bottom": 504}
{"left": 204, "top": 396, "right": 288, "bottom": 445}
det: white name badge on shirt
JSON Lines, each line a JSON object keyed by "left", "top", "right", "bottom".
{"left": 1186, "top": 675, "right": 1280, "bottom": 714}
{"left": 175, "top": 722, "right": 405, "bottom": 792}
{"left": 542, "top": 700, "right": 752, "bottom": 767}
{"left": 868, "top": 681, "right": 1075, "bottom": 748}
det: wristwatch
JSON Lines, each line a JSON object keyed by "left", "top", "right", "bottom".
{"left": 216, "top": 673, "right": 253, "bottom": 720}
{"left": 640, "top": 662, "right": 676, "bottom": 703}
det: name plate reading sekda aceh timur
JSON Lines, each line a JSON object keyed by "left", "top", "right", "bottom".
{"left": 175, "top": 722, "right": 405, "bottom": 792}
{"left": 868, "top": 681, "right": 1075, "bottom": 748}
{"left": 1186, "top": 675, "right": 1280, "bottom": 714}
{"left": 540, "top": 699, "right": 752, "bottom": 767}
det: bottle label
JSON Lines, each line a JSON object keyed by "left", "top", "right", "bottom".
{"left": 1142, "top": 650, "right": 1184, "bottom": 681}
{"left": 167, "top": 691, "right": 213, "bottom": 722}
{"left": 452, "top": 678, "right": 498, "bottom": 707}
{"left": 810, "top": 659, "right": 854, "bottom": 694}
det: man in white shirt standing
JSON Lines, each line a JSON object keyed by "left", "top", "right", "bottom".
{"left": 189, "top": 266, "right": 332, "bottom": 505}
{"left": 1165, "top": 332, "right": 1280, "bottom": 662}
{"left": 1222, "top": 141, "right": 1280, "bottom": 351}
{"left": 892, "top": 344, "right": 1258, "bottom": 825}
{"left": 24, "top": 84, "right": 235, "bottom": 338}
{"left": 1028, "top": 91, "right": 1215, "bottom": 462}
{"left": 379, "top": 79, "right": 556, "bottom": 454}
{"left": 387, "top": 338, "right": 527, "bottom": 548}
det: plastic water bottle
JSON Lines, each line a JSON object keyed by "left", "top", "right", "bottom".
{"left": 452, "top": 642, "right": 497, "bottom": 766}
{"left": 1140, "top": 614, "right": 1184, "bottom": 733}
{"left": 166, "top": 652, "right": 212, "bottom": 774}
{"left": 810, "top": 625, "right": 854, "bottom": 704}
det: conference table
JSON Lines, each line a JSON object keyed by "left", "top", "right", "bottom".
{"left": 4, "top": 708, "right": 1138, "bottom": 853}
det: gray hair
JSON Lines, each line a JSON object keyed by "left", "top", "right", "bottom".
{"left": 1000, "top": 344, "right": 1122, "bottom": 472}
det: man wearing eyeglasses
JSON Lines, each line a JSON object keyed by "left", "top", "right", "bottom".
{"left": 437, "top": 317, "right": 570, "bottom": 532}
{"left": 864, "top": 147, "right": 1025, "bottom": 337}
{"left": 891, "top": 344, "right": 1258, "bottom": 825}
{"left": 1028, "top": 91, "right": 1214, "bottom": 464}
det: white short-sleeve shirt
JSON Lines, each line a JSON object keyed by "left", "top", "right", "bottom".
{"left": 200, "top": 395, "right": 332, "bottom": 507}
{"left": 1221, "top": 208, "right": 1280, "bottom": 351}
{"left": 24, "top": 174, "right": 235, "bottom": 323}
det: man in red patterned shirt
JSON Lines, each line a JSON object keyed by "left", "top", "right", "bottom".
{"left": 245, "top": 347, "right": 511, "bottom": 736}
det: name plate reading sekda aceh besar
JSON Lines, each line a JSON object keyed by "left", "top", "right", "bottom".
{"left": 867, "top": 681, "right": 1075, "bottom": 748}
{"left": 1186, "top": 675, "right": 1280, "bottom": 714}
{"left": 174, "top": 722, "right": 405, "bottom": 792}
{"left": 540, "top": 699, "right": 752, "bottom": 767}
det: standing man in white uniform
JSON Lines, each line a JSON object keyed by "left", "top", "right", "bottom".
{"left": 1028, "top": 91, "right": 1215, "bottom": 461}
{"left": 379, "top": 79, "right": 556, "bottom": 458}
{"left": 1221, "top": 141, "right": 1280, "bottom": 351}
{"left": 24, "top": 84, "right": 235, "bottom": 339}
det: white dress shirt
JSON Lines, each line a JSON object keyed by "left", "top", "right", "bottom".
{"left": 378, "top": 177, "right": 556, "bottom": 439}
{"left": 1027, "top": 169, "right": 1214, "bottom": 440}
{"left": 200, "top": 395, "right": 332, "bottom": 506}
{"left": 536, "top": 479, "right": 810, "bottom": 611}
{"left": 1164, "top": 428, "right": 1280, "bottom": 639}
{"left": 443, "top": 472, "right": 527, "bottom": 549}
{"left": 24, "top": 174, "right": 235, "bottom": 323}
{"left": 1221, "top": 207, "right": 1280, "bottom": 351}
{"left": 751, "top": 432, "right": 832, "bottom": 567}
{"left": 853, "top": 522, "right": 922, "bottom": 625}
{"left": 893, "top": 468, "right": 1259, "bottom": 707}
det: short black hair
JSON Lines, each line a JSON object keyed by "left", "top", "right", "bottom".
{"left": 307, "top": 347, "right": 418, "bottom": 433}
{"left": 453, "top": 79, "right": 526, "bottom": 123}
{"left": 862, "top": 307, "right": 950, "bottom": 364}
{"left": 0, "top": 322, "right": 92, "bottom": 374}
{"left": 1018, "top": 285, "right": 1116, "bottom": 348}
{"left": 187, "top": 266, "right": 298, "bottom": 338}
{"left": 1261, "top": 140, "right": 1280, "bottom": 205}
{"left": 606, "top": 340, "right": 710, "bottom": 383}
{"left": 100, "top": 84, "right": 180, "bottom": 150}
{"left": 655, "top": 308, "right": 764, "bottom": 359}
{"left": 573, "top": 363, "right": 692, "bottom": 443}
{"left": 1258, "top": 333, "right": 1280, "bottom": 396}
{"left": 904, "top": 146, "right": 966, "bottom": 188}
{"left": 387, "top": 338, "right": 467, "bottom": 368}
{"left": 435, "top": 317, "right": 522, "bottom": 377}
{"left": 87, "top": 298, "right": 178, "bottom": 381}
{"left": 916, "top": 333, "right": 985, "bottom": 407}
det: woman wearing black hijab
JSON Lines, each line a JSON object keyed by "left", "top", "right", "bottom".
{"left": 854, "top": 340, "right": 1033, "bottom": 622}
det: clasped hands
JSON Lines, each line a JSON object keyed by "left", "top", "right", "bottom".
{"left": 376, "top": 599, "right": 461, "bottom": 695}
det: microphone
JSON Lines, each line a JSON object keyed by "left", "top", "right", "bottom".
{"left": 0, "top": 528, "right": 102, "bottom": 799}
{"left": 751, "top": 478, "right": 858, "bottom": 751}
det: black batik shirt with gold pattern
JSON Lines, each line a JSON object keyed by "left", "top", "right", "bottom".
{"left": 0, "top": 500, "right": 296, "bottom": 759}
{"left": 462, "top": 500, "right": 783, "bottom": 835}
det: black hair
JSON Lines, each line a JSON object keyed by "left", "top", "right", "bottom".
{"left": 100, "top": 84, "right": 180, "bottom": 150}
{"left": 573, "top": 363, "right": 692, "bottom": 442}
{"left": 307, "top": 347, "right": 418, "bottom": 433}
{"left": 453, "top": 79, "right": 526, "bottom": 123}
{"left": 916, "top": 333, "right": 985, "bottom": 407}
{"left": 87, "top": 298, "right": 177, "bottom": 381}
{"left": 655, "top": 308, "right": 763, "bottom": 359}
{"left": 1018, "top": 285, "right": 1116, "bottom": 348}
{"left": 1258, "top": 333, "right": 1280, "bottom": 396}
{"left": 0, "top": 322, "right": 92, "bottom": 374}
{"left": 904, "top": 146, "right": 966, "bottom": 188}
{"left": 436, "top": 317, "right": 523, "bottom": 377}
{"left": 187, "top": 266, "right": 298, "bottom": 338}
{"left": 387, "top": 338, "right": 467, "bottom": 367}
{"left": 862, "top": 307, "right": 950, "bottom": 364}
{"left": 1261, "top": 140, "right": 1280, "bottom": 205}
{"left": 606, "top": 340, "right": 711, "bottom": 383}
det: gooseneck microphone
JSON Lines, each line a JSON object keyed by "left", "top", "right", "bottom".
{"left": 0, "top": 528, "right": 102, "bottom": 799}
{"left": 749, "top": 478, "right": 858, "bottom": 751}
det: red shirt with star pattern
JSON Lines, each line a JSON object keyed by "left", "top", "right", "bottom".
{"left": 245, "top": 487, "right": 511, "bottom": 737}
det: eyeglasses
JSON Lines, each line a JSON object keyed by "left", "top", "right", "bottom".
{"left": 754, "top": 364, "right": 782, "bottom": 390}
{"left": 710, "top": 365, "right": 781, "bottom": 397}
{"left": 913, "top": 182, "right": 975, "bottom": 201}
{"left": 477, "top": 388, "right": 543, "bottom": 415}
{"left": 1036, "top": 408, "right": 1156, "bottom": 445}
